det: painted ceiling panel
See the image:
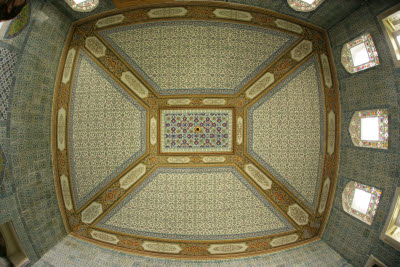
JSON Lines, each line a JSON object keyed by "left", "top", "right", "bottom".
{"left": 247, "top": 55, "right": 324, "bottom": 210}
{"left": 52, "top": 3, "right": 340, "bottom": 259}
{"left": 99, "top": 21, "right": 298, "bottom": 95}
{"left": 97, "top": 167, "right": 294, "bottom": 240}
{"left": 69, "top": 51, "right": 146, "bottom": 209}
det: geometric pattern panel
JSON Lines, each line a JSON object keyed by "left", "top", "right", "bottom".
{"left": 99, "top": 21, "right": 298, "bottom": 95}
{"left": 97, "top": 167, "right": 294, "bottom": 240}
{"left": 248, "top": 55, "right": 324, "bottom": 211}
{"left": 0, "top": 47, "right": 18, "bottom": 121}
{"left": 69, "top": 51, "right": 146, "bottom": 209}
{"left": 52, "top": 2, "right": 341, "bottom": 259}
{"left": 160, "top": 109, "right": 233, "bottom": 153}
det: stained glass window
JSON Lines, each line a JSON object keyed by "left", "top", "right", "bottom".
{"left": 349, "top": 109, "right": 388, "bottom": 149}
{"left": 287, "top": 0, "right": 325, "bottom": 12}
{"left": 65, "top": 0, "right": 99, "bottom": 12}
{"left": 342, "top": 181, "right": 382, "bottom": 225}
{"left": 341, "top": 33, "right": 380, "bottom": 73}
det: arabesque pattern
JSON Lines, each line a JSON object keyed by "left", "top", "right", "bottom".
{"left": 52, "top": 2, "right": 340, "bottom": 259}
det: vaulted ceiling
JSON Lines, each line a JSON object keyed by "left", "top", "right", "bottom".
{"left": 52, "top": 2, "right": 340, "bottom": 259}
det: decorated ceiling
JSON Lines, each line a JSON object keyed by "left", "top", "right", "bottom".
{"left": 52, "top": 2, "right": 340, "bottom": 259}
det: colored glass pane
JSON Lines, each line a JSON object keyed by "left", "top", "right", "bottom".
{"left": 287, "top": 0, "right": 324, "bottom": 12}
{"left": 65, "top": 0, "right": 98, "bottom": 12}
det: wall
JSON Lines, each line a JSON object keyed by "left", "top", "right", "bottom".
{"left": 33, "top": 235, "right": 350, "bottom": 267}
{"left": 0, "top": 0, "right": 72, "bottom": 264}
{"left": 323, "top": 1, "right": 400, "bottom": 266}
{"left": 227, "top": 0, "right": 364, "bottom": 29}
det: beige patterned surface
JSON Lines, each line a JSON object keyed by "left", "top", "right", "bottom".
{"left": 208, "top": 243, "right": 248, "bottom": 254}
{"left": 62, "top": 48, "right": 76, "bottom": 84}
{"left": 97, "top": 168, "right": 293, "bottom": 239}
{"left": 100, "top": 21, "right": 296, "bottom": 94}
{"left": 287, "top": 204, "right": 309, "bottom": 226}
{"left": 85, "top": 36, "right": 106, "bottom": 58}
{"left": 96, "top": 14, "right": 125, "bottom": 28}
{"left": 249, "top": 58, "right": 323, "bottom": 209}
{"left": 57, "top": 108, "right": 66, "bottom": 152}
{"left": 82, "top": 202, "right": 103, "bottom": 224}
{"left": 213, "top": 9, "right": 253, "bottom": 21}
{"left": 69, "top": 53, "right": 145, "bottom": 208}
{"left": 147, "top": 7, "right": 188, "bottom": 18}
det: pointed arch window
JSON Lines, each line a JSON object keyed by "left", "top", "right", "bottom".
{"left": 341, "top": 33, "right": 380, "bottom": 73}
{"left": 65, "top": 0, "right": 99, "bottom": 12}
{"left": 349, "top": 109, "right": 388, "bottom": 149}
{"left": 287, "top": 0, "right": 324, "bottom": 12}
{"left": 342, "top": 181, "right": 382, "bottom": 225}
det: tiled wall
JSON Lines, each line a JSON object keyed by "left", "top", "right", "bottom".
{"left": 0, "top": 0, "right": 399, "bottom": 266}
{"left": 34, "top": 235, "right": 350, "bottom": 267}
{"left": 323, "top": 1, "right": 400, "bottom": 266}
{"left": 0, "top": 0, "right": 72, "bottom": 264}
{"left": 228, "top": 0, "right": 364, "bottom": 29}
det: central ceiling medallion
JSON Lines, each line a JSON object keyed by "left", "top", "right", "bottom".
{"left": 160, "top": 108, "right": 234, "bottom": 154}
{"left": 52, "top": 2, "right": 340, "bottom": 259}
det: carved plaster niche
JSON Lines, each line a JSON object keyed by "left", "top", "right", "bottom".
{"left": 85, "top": 36, "right": 106, "bottom": 58}
{"left": 237, "top": 116, "right": 243, "bottom": 145}
{"left": 57, "top": 108, "right": 66, "bottom": 152}
{"left": 167, "top": 99, "right": 191, "bottom": 105}
{"left": 60, "top": 175, "right": 73, "bottom": 211}
{"left": 150, "top": 118, "right": 157, "bottom": 146}
{"left": 275, "top": 19, "right": 303, "bottom": 34}
{"left": 147, "top": 7, "right": 188, "bottom": 19}
{"left": 245, "top": 164, "right": 272, "bottom": 190}
{"left": 288, "top": 204, "right": 309, "bottom": 226}
{"left": 202, "top": 156, "right": 226, "bottom": 163}
{"left": 270, "top": 234, "right": 299, "bottom": 247}
{"left": 318, "top": 177, "right": 331, "bottom": 214}
{"left": 290, "top": 40, "right": 313, "bottom": 61}
{"left": 62, "top": 48, "right": 76, "bottom": 84}
{"left": 327, "top": 110, "right": 335, "bottom": 156}
{"left": 142, "top": 241, "right": 182, "bottom": 254}
{"left": 203, "top": 99, "right": 226, "bottom": 105}
{"left": 119, "top": 163, "right": 146, "bottom": 190}
{"left": 167, "top": 157, "right": 191, "bottom": 164}
{"left": 245, "top": 72, "right": 275, "bottom": 99}
{"left": 96, "top": 14, "right": 125, "bottom": 28}
{"left": 208, "top": 243, "right": 248, "bottom": 254}
{"left": 91, "top": 230, "right": 120, "bottom": 245}
{"left": 320, "top": 53, "right": 332, "bottom": 89}
{"left": 213, "top": 9, "right": 253, "bottom": 21}
{"left": 81, "top": 202, "right": 103, "bottom": 224}
{"left": 121, "top": 71, "right": 149, "bottom": 99}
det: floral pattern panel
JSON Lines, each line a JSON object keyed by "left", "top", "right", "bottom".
{"left": 342, "top": 181, "right": 382, "bottom": 225}
{"left": 341, "top": 33, "right": 380, "bottom": 73}
{"left": 287, "top": 0, "right": 324, "bottom": 12}
{"left": 349, "top": 109, "right": 388, "bottom": 149}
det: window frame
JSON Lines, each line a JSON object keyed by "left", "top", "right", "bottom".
{"left": 349, "top": 109, "right": 389, "bottom": 150}
{"left": 341, "top": 33, "right": 380, "bottom": 73}
{"left": 380, "top": 187, "right": 400, "bottom": 251}
{"left": 342, "top": 181, "right": 382, "bottom": 225}
{"left": 377, "top": 4, "right": 400, "bottom": 68}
